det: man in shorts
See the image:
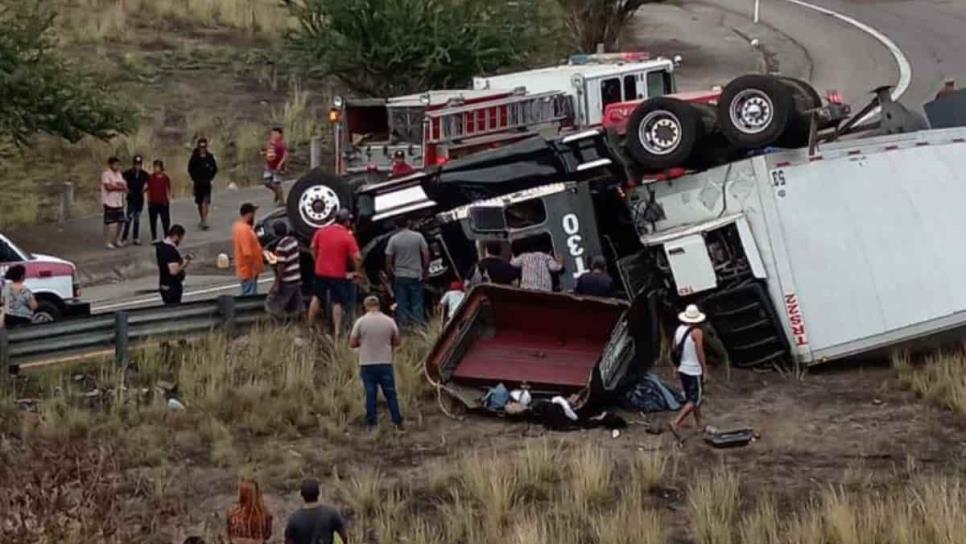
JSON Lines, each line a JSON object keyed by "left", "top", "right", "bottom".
{"left": 101, "top": 157, "right": 127, "bottom": 249}
{"left": 309, "top": 209, "right": 360, "bottom": 336}
{"left": 187, "top": 138, "right": 218, "bottom": 230}
{"left": 262, "top": 127, "right": 288, "bottom": 205}
{"left": 670, "top": 304, "right": 709, "bottom": 432}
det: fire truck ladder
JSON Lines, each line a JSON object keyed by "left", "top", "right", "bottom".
{"left": 425, "top": 91, "right": 572, "bottom": 144}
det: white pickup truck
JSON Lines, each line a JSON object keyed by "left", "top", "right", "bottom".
{"left": 0, "top": 233, "right": 89, "bottom": 323}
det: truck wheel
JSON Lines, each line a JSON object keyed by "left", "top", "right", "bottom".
{"left": 33, "top": 299, "right": 61, "bottom": 324}
{"left": 719, "top": 74, "right": 794, "bottom": 149}
{"left": 286, "top": 168, "right": 354, "bottom": 239}
{"left": 625, "top": 97, "right": 705, "bottom": 171}
{"left": 776, "top": 77, "right": 822, "bottom": 149}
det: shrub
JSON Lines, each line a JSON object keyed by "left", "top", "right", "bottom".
{"left": 555, "top": 0, "right": 665, "bottom": 53}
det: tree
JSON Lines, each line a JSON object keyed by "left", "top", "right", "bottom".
{"left": 284, "top": 0, "right": 554, "bottom": 97}
{"left": 0, "top": 1, "right": 135, "bottom": 147}
{"left": 556, "top": 0, "right": 664, "bottom": 53}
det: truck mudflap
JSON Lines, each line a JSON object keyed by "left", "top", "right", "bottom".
{"left": 425, "top": 285, "right": 636, "bottom": 409}
{"left": 699, "top": 282, "right": 789, "bottom": 369}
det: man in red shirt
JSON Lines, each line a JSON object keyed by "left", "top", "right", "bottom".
{"left": 263, "top": 127, "right": 289, "bottom": 205}
{"left": 309, "top": 209, "right": 361, "bottom": 335}
{"left": 390, "top": 150, "right": 415, "bottom": 178}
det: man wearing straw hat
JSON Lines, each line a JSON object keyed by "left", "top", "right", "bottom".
{"left": 670, "top": 304, "right": 709, "bottom": 432}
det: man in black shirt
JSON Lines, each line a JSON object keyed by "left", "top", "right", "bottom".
{"left": 285, "top": 478, "right": 348, "bottom": 544}
{"left": 469, "top": 241, "right": 519, "bottom": 287}
{"left": 121, "top": 155, "right": 150, "bottom": 245}
{"left": 574, "top": 256, "right": 615, "bottom": 298}
{"left": 187, "top": 138, "right": 218, "bottom": 230}
{"left": 156, "top": 225, "right": 190, "bottom": 305}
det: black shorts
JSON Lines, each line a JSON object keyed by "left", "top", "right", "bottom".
{"left": 314, "top": 276, "right": 351, "bottom": 305}
{"left": 679, "top": 373, "right": 703, "bottom": 406}
{"left": 193, "top": 182, "right": 212, "bottom": 205}
{"left": 103, "top": 206, "right": 124, "bottom": 224}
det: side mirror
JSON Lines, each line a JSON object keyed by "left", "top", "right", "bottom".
{"left": 468, "top": 206, "right": 506, "bottom": 233}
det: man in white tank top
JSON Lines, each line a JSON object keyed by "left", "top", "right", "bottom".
{"left": 671, "top": 304, "right": 709, "bottom": 432}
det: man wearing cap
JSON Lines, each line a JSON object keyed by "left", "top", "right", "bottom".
{"left": 284, "top": 478, "right": 348, "bottom": 544}
{"left": 670, "top": 304, "right": 709, "bottom": 432}
{"left": 121, "top": 155, "right": 149, "bottom": 245}
{"left": 233, "top": 203, "right": 264, "bottom": 296}
{"left": 350, "top": 295, "right": 403, "bottom": 430}
{"left": 390, "top": 150, "right": 415, "bottom": 178}
{"left": 309, "top": 209, "right": 361, "bottom": 335}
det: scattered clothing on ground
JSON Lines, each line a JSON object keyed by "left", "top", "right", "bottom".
{"left": 622, "top": 373, "right": 684, "bottom": 413}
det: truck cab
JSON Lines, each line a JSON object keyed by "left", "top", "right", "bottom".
{"left": 472, "top": 54, "right": 678, "bottom": 128}
{"left": 0, "top": 233, "right": 90, "bottom": 323}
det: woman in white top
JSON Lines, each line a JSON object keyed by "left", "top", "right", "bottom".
{"left": 1, "top": 264, "right": 38, "bottom": 329}
{"left": 670, "top": 304, "right": 708, "bottom": 432}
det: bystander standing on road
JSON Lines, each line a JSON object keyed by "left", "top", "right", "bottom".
{"left": 308, "top": 210, "right": 360, "bottom": 336}
{"left": 265, "top": 222, "right": 303, "bottom": 319}
{"left": 574, "top": 256, "right": 614, "bottom": 298}
{"left": 390, "top": 150, "right": 415, "bottom": 178}
{"left": 121, "top": 155, "right": 149, "bottom": 246}
{"left": 350, "top": 295, "right": 403, "bottom": 431}
{"left": 385, "top": 217, "right": 429, "bottom": 327}
{"left": 101, "top": 157, "right": 127, "bottom": 249}
{"left": 1, "top": 265, "right": 37, "bottom": 328}
{"left": 438, "top": 280, "right": 466, "bottom": 323}
{"left": 284, "top": 478, "right": 348, "bottom": 544}
{"left": 262, "top": 127, "right": 288, "bottom": 205}
{"left": 147, "top": 160, "right": 173, "bottom": 243}
{"left": 188, "top": 138, "right": 218, "bottom": 230}
{"left": 467, "top": 242, "right": 519, "bottom": 287}
{"left": 670, "top": 304, "right": 709, "bottom": 433}
{"left": 225, "top": 479, "right": 273, "bottom": 544}
{"left": 156, "top": 225, "right": 189, "bottom": 305}
{"left": 233, "top": 203, "right": 264, "bottom": 296}
{"left": 510, "top": 243, "right": 563, "bottom": 292}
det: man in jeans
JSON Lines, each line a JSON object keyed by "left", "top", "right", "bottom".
{"left": 385, "top": 217, "right": 429, "bottom": 327}
{"left": 121, "top": 155, "right": 149, "bottom": 245}
{"left": 232, "top": 203, "right": 264, "bottom": 296}
{"left": 349, "top": 296, "right": 403, "bottom": 431}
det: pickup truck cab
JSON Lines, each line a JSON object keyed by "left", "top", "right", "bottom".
{"left": 0, "top": 233, "right": 90, "bottom": 323}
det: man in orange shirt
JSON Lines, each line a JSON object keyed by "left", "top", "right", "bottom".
{"left": 233, "top": 203, "right": 264, "bottom": 296}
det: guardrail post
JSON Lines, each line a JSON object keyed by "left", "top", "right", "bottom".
{"left": 114, "top": 311, "right": 129, "bottom": 367}
{"left": 310, "top": 136, "right": 322, "bottom": 169}
{"left": 0, "top": 328, "right": 9, "bottom": 386}
{"left": 60, "top": 182, "right": 74, "bottom": 224}
{"left": 218, "top": 295, "right": 237, "bottom": 337}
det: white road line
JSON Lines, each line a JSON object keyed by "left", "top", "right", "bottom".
{"left": 778, "top": 0, "right": 912, "bottom": 103}
{"left": 91, "top": 277, "right": 274, "bottom": 313}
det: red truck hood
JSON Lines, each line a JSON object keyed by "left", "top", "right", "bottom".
{"left": 426, "top": 285, "right": 630, "bottom": 403}
{"left": 602, "top": 89, "right": 722, "bottom": 135}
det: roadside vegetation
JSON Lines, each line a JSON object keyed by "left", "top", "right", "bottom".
{"left": 894, "top": 348, "right": 966, "bottom": 416}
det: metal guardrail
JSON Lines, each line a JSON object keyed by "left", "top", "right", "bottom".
{"left": 0, "top": 295, "right": 268, "bottom": 380}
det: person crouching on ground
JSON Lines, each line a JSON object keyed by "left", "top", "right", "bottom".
{"left": 670, "top": 304, "right": 709, "bottom": 432}
{"left": 226, "top": 478, "right": 272, "bottom": 544}
{"left": 349, "top": 295, "right": 403, "bottom": 431}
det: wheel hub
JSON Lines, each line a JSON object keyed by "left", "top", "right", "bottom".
{"left": 639, "top": 110, "right": 682, "bottom": 156}
{"left": 730, "top": 89, "right": 774, "bottom": 135}
{"left": 298, "top": 185, "right": 341, "bottom": 228}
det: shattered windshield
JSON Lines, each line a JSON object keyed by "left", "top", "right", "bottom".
{"left": 388, "top": 106, "right": 425, "bottom": 143}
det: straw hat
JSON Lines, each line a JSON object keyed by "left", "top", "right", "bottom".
{"left": 678, "top": 304, "right": 706, "bottom": 324}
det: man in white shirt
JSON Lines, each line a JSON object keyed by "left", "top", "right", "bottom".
{"left": 101, "top": 157, "right": 127, "bottom": 249}
{"left": 670, "top": 304, "right": 709, "bottom": 432}
{"left": 349, "top": 296, "right": 403, "bottom": 430}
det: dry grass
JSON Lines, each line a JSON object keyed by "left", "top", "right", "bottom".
{"left": 894, "top": 348, "right": 966, "bottom": 415}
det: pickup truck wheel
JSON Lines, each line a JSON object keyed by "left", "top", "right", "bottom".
{"left": 719, "top": 74, "right": 793, "bottom": 149}
{"left": 32, "top": 299, "right": 61, "bottom": 324}
{"left": 286, "top": 169, "right": 354, "bottom": 239}
{"left": 625, "top": 97, "right": 704, "bottom": 171}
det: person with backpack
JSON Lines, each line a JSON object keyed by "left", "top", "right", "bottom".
{"left": 670, "top": 304, "right": 709, "bottom": 432}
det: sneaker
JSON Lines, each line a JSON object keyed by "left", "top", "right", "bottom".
{"left": 200, "top": 220, "right": 210, "bottom": 231}
{"left": 115, "top": 240, "right": 127, "bottom": 248}
{"left": 105, "top": 243, "right": 116, "bottom": 250}
{"left": 132, "top": 239, "right": 142, "bottom": 246}
{"left": 394, "top": 423, "right": 406, "bottom": 434}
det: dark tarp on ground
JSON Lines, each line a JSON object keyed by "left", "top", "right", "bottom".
{"left": 622, "top": 372, "right": 684, "bottom": 413}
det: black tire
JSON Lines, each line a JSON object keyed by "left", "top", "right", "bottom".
{"left": 285, "top": 168, "right": 354, "bottom": 239}
{"left": 625, "top": 97, "right": 705, "bottom": 171}
{"left": 32, "top": 299, "right": 61, "bottom": 324}
{"left": 718, "top": 74, "right": 794, "bottom": 149}
{"left": 776, "top": 77, "right": 822, "bottom": 149}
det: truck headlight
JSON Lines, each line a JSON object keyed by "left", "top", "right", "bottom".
{"left": 333, "top": 95, "right": 344, "bottom": 108}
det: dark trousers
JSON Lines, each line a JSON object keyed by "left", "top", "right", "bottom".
{"left": 160, "top": 283, "right": 183, "bottom": 305}
{"left": 394, "top": 277, "right": 424, "bottom": 327}
{"left": 148, "top": 204, "right": 171, "bottom": 241}
{"left": 360, "top": 364, "right": 403, "bottom": 426}
{"left": 122, "top": 201, "right": 143, "bottom": 241}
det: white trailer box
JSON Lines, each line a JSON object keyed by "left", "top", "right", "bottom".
{"left": 634, "top": 127, "right": 966, "bottom": 365}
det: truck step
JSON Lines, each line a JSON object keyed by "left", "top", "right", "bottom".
{"left": 709, "top": 301, "right": 762, "bottom": 317}
{"left": 718, "top": 318, "right": 771, "bottom": 334}
{"left": 729, "top": 336, "right": 783, "bottom": 351}
{"left": 733, "top": 350, "right": 787, "bottom": 368}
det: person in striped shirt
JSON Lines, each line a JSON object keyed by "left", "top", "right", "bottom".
{"left": 266, "top": 222, "right": 303, "bottom": 319}
{"left": 510, "top": 240, "right": 563, "bottom": 292}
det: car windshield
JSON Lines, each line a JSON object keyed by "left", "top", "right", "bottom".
{"left": 0, "top": 236, "right": 28, "bottom": 262}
